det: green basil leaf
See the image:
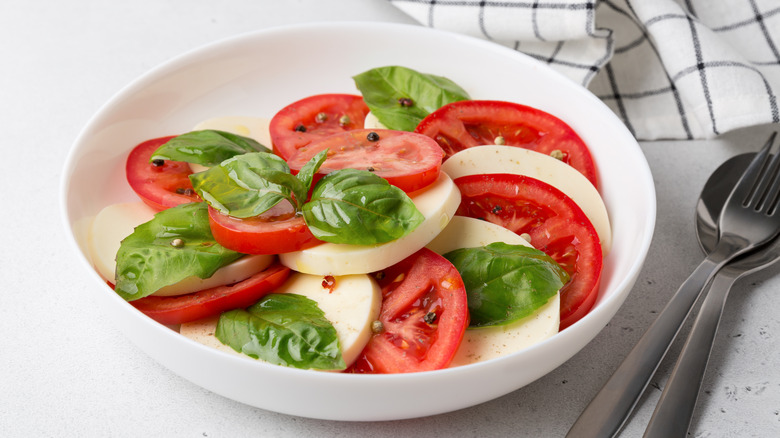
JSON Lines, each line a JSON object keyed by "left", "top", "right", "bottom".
{"left": 215, "top": 293, "right": 345, "bottom": 371}
{"left": 444, "top": 242, "right": 569, "bottom": 328}
{"left": 150, "top": 130, "right": 269, "bottom": 166}
{"left": 295, "top": 149, "right": 328, "bottom": 195}
{"left": 353, "top": 65, "right": 470, "bottom": 131}
{"left": 303, "top": 168, "right": 424, "bottom": 245}
{"left": 115, "top": 202, "right": 243, "bottom": 301}
{"left": 189, "top": 152, "right": 295, "bottom": 218}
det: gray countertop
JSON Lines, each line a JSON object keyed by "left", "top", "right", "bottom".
{"left": 3, "top": 1, "right": 778, "bottom": 436}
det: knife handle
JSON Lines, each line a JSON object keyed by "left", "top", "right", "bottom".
{"left": 642, "top": 270, "right": 736, "bottom": 437}
{"left": 566, "top": 256, "right": 722, "bottom": 438}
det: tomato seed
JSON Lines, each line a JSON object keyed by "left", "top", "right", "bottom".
{"left": 315, "top": 112, "right": 328, "bottom": 123}
{"left": 494, "top": 135, "right": 506, "bottom": 145}
{"left": 371, "top": 320, "right": 384, "bottom": 334}
{"left": 170, "top": 238, "right": 184, "bottom": 248}
{"left": 339, "top": 115, "right": 351, "bottom": 126}
{"left": 321, "top": 275, "right": 336, "bottom": 292}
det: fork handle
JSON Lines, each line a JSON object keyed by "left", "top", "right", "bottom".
{"left": 642, "top": 269, "right": 737, "bottom": 437}
{"left": 566, "top": 256, "right": 725, "bottom": 438}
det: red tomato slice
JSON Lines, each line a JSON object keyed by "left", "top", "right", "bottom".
{"left": 129, "top": 262, "right": 291, "bottom": 325}
{"left": 453, "top": 173, "right": 603, "bottom": 330}
{"left": 347, "top": 248, "right": 469, "bottom": 373}
{"left": 208, "top": 203, "right": 321, "bottom": 255}
{"left": 286, "top": 129, "right": 444, "bottom": 193}
{"left": 126, "top": 136, "right": 201, "bottom": 211}
{"left": 269, "top": 94, "right": 370, "bottom": 161}
{"left": 415, "top": 100, "right": 598, "bottom": 188}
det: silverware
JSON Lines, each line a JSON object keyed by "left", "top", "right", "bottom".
{"left": 643, "top": 152, "right": 780, "bottom": 437}
{"left": 567, "top": 133, "right": 780, "bottom": 438}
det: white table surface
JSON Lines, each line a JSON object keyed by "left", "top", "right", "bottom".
{"left": 3, "top": 1, "right": 779, "bottom": 436}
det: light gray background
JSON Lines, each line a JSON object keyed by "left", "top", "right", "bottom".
{"left": 2, "top": 1, "right": 778, "bottom": 436}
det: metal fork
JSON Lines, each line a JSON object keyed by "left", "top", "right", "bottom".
{"left": 567, "top": 133, "right": 780, "bottom": 438}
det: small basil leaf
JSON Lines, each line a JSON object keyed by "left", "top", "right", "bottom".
{"left": 303, "top": 169, "right": 424, "bottom": 245}
{"left": 444, "top": 242, "right": 569, "bottom": 328}
{"left": 215, "top": 293, "right": 345, "bottom": 371}
{"left": 189, "top": 152, "right": 295, "bottom": 218}
{"left": 150, "top": 130, "right": 269, "bottom": 166}
{"left": 295, "top": 149, "right": 328, "bottom": 194}
{"left": 115, "top": 202, "right": 243, "bottom": 301}
{"left": 353, "top": 65, "right": 470, "bottom": 131}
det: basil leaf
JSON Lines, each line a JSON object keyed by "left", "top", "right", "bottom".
{"left": 303, "top": 169, "right": 424, "bottom": 245}
{"left": 444, "top": 242, "right": 569, "bottom": 328}
{"left": 215, "top": 293, "right": 345, "bottom": 371}
{"left": 115, "top": 202, "right": 243, "bottom": 301}
{"left": 150, "top": 130, "right": 269, "bottom": 166}
{"left": 295, "top": 149, "right": 328, "bottom": 195}
{"left": 353, "top": 65, "right": 470, "bottom": 131}
{"left": 189, "top": 152, "right": 294, "bottom": 218}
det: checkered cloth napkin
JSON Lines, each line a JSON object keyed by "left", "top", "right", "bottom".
{"left": 389, "top": 0, "right": 780, "bottom": 140}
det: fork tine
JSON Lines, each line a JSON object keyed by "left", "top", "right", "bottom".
{"left": 761, "top": 151, "right": 780, "bottom": 215}
{"left": 748, "top": 133, "right": 780, "bottom": 210}
{"left": 731, "top": 132, "right": 777, "bottom": 206}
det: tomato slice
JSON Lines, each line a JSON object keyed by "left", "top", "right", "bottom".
{"left": 347, "top": 248, "right": 469, "bottom": 373}
{"left": 415, "top": 100, "right": 598, "bottom": 187}
{"left": 453, "top": 173, "right": 602, "bottom": 329}
{"left": 269, "top": 94, "right": 370, "bottom": 161}
{"left": 286, "top": 129, "right": 443, "bottom": 193}
{"left": 129, "top": 262, "right": 291, "bottom": 325}
{"left": 208, "top": 203, "right": 321, "bottom": 255}
{"left": 126, "top": 136, "right": 201, "bottom": 211}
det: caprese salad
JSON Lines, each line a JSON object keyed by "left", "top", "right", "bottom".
{"left": 87, "top": 65, "right": 611, "bottom": 374}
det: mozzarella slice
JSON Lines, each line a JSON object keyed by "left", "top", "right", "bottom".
{"left": 179, "top": 272, "right": 381, "bottom": 369}
{"left": 426, "top": 216, "right": 560, "bottom": 367}
{"left": 280, "top": 172, "right": 461, "bottom": 275}
{"left": 362, "top": 111, "right": 387, "bottom": 130}
{"left": 189, "top": 116, "right": 272, "bottom": 173}
{"left": 441, "top": 145, "right": 612, "bottom": 254}
{"left": 87, "top": 201, "right": 274, "bottom": 296}
{"left": 192, "top": 116, "right": 272, "bottom": 147}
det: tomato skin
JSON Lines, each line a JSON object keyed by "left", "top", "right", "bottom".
{"left": 453, "top": 173, "right": 603, "bottom": 329}
{"left": 208, "top": 204, "right": 321, "bottom": 255}
{"left": 129, "top": 262, "right": 291, "bottom": 325}
{"left": 347, "top": 248, "right": 469, "bottom": 374}
{"left": 415, "top": 100, "right": 598, "bottom": 188}
{"left": 286, "top": 129, "right": 444, "bottom": 193}
{"left": 125, "top": 136, "right": 201, "bottom": 211}
{"left": 269, "top": 94, "right": 370, "bottom": 161}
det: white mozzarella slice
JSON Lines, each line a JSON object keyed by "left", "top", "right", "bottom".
{"left": 192, "top": 115, "right": 272, "bottom": 147}
{"left": 426, "top": 216, "right": 560, "bottom": 367}
{"left": 179, "top": 272, "right": 381, "bottom": 369}
{"left": 426, "top": 215, "right": 532, "bottom": 254}
{"left": 189, "top": 116, "right": 272, "bottom": 173}
{"left": 448, "top": 296, "right": 559, "bottom": 367}
{"left": 87, "top": 201, "right": 274, "bottom": 296}
{"left": 279, "top": 172, "right": 461, "bottom": 275}
{"left": 362, "top": 111, "right": 387, "bottom": 130}
{"left": 441, "top": 145, "right": 612, "bottom": 254}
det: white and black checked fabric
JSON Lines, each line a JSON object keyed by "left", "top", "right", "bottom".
{"left": 389, "top": 0, "right": 780, "bottom": 140}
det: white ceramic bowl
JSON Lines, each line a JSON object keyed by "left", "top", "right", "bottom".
{"left": 61, "top": 22, "right": 655, "bottom": 421}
